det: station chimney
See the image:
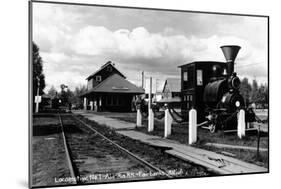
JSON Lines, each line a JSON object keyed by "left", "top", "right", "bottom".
{"left": 220, "top": 45, "right": 241, "bottom": 77}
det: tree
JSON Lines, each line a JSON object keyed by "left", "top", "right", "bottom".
{"left": 72, "top": 85, "right": 87, "bottom": 108}
{"left": 256, "top": 84, "right": 269, "bottom": 108}
{"left": 33, "top": 42, "right": 46, "bottom": 97}
{"left": 251, "top": 79, "right": 259, "bottom": 103}
{"left": 33, "top": 42, "right": 46, "bottom": 112}
{"left": 263, "top": 84, "right": 269, "bottom": 103}
{"left": 47, "top": 86, "right": 58, "bottom": 99}
{"left": 240, "top": 77, "right": 252, "bottom": 106}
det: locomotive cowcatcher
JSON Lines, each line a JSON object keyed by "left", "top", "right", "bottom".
{"left": 179, "top": 45, "right": 255, "bottom": 132}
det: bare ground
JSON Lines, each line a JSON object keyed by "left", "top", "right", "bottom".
{"left": 32, "top": 114, "right": 72, "bottom": 187}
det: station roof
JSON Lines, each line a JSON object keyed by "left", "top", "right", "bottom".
{"left": 178, "top": 61, "right": 226, "bottom": 68}
{"left": 82, "top": 74, "right": 145, "bottom": 96}
{"left": 86, "top": 61, "right": 126, "bottom": 80}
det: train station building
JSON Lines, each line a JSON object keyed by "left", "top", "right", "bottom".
{"left": 81, "top": 61, "right": 144, "bottom": 112}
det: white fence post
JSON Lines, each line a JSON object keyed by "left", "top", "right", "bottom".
{"left": 164, "top": 106, "right": 172, "bottom": 138}
{"left": 237, "top": 109, "right": 246, "bottom": 138}
{"left": 189, "top": 108, "right": 197, "bottom": 145}
{"left": 94, "top": 100, "right": 97, "bottom": 112}
{"left": 83, "top": 97, "right": 87, "bottom": 111}
{"left": 148, "top": 109, "right": 154, "bottom": 132}
{"left": 90, "top": 101, "right": 93, "bottom": 110}
{"left": 148, "top": 77, "right": 154, "bottom": 132}
{"left": 136, "top": 107, "right": 142, "bottom": 127}
{"left": 99, "top": 97, "right": 102, "bottom": 111}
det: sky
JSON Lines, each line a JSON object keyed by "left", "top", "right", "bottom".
{"left": 32, "top": 2, "right": 268, "bottom": 92}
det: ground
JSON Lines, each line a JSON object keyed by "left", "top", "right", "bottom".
{"left": 94, "top": 111, "right": 269, "bottom": 168}
{"left": 32, "top": 113, "right": 215, "bottom": 187}
{"left": 32, "top": 114, "right": 72, "bottom": 187}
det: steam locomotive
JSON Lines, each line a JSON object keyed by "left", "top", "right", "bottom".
{"left": 179, "top": 45, "right": 255, "bottom": 132}
{"left": 137, "top": 45, "right": 256, "bottom": 132}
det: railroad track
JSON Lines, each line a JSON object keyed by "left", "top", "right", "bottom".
{"left": 57, "top": 113, "right": 171, "bottom": 184}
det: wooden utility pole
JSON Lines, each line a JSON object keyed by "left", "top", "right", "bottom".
{"left": 141, "top": 71, "right": 144, "bottom": 88}
{"left": 148, "top": 77, "right": 154, "bottom": 132}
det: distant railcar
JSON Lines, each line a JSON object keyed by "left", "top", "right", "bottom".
{"left": 51, "top": 97, "right": 60, "bottom": 109}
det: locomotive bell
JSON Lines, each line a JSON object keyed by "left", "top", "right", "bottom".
{"left": 220, "top": 45, "right": 241, "bottom": 77}
{"left": 212, "top": 64, "right": 222, "bottom": 78}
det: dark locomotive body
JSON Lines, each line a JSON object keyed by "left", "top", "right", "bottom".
{"left": 179, "top": 61, "right": 228, "bottom": 121}
{"left": 138, "top": 45, "right": 255, "bottom": 132}
{"left": 179, "top": 46, "right": 255, "bottom": 131}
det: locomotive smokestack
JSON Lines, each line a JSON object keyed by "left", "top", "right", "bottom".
{"left": 220, "top": 45, "right": 241, "bottom": 77}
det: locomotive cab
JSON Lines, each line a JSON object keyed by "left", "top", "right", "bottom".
{"left": 178, "top": 61, "right": 227, "bottom": 122}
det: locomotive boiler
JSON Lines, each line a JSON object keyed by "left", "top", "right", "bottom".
{"left": 204, "top": 46, "right": 244, "bottom": 111}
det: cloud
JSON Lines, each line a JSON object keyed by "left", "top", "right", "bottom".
{"left": 70, "top": 25, "right": 266, "bottom": 75}
{"left": 71, "top": 26, "right": 199, "bottom": 63}
{"left": 40, "top": 52, "right": 104, "bottom": 90}
{"left": 40, "top": 25, "right": 267, "bottom": 90}
{"left": 33, "top": 2, "right": 268, "bottom": 92}
{"left": 45, "top": 71, "right": 85, "bottom": 91}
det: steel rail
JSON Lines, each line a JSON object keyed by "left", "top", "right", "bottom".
{"left": 71, "top": 115, "right": 173, "bottom": 179}
{"left": 58, "top": 114, "right": 78, "bottom": 184}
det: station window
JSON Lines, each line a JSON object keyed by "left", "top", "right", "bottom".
{"left": 96, "top": 75, "right": 101, "bottom": 82}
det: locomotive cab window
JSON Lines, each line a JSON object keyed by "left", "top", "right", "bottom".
{"left": 183, "top": 71, "right": 188, "bottom": 81}
{"left": 182, "top": 66, "right": 195, "bottom": 90}
{"left": 196, "top": 69, "right": 203, "bottom": 86}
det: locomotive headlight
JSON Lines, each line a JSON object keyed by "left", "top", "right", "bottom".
{"left": 235, "top": 101, "right": 240, "bottom": 107}
{"left": 231, "top": 77, "right": 241, "bottom": 89}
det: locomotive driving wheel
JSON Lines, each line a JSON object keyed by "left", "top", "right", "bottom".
{"left": 207, "top": 114, "right": 222, "bottom": 133}
{"left": 209, "top": 123, "right": 216, "bottom": 133}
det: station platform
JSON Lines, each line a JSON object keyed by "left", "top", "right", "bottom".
{"left": 73, "top": 110, "right": 268, "bottom": 175}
